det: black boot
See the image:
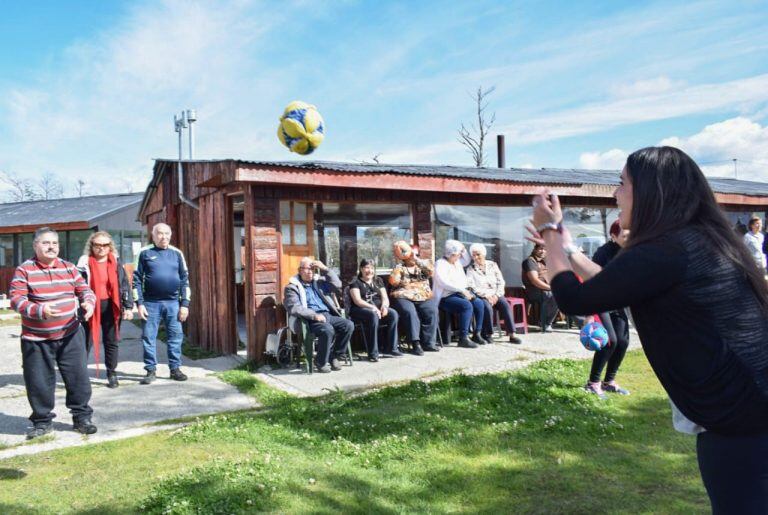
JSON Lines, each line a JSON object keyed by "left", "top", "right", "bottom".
{"left": 411, "top": 341, "right": 424, "bottom": 356}
{"left": 472, "top": 333, "right": 489, "bottom": 345}
{"left": 107, "top": 372, "right": 119, "bottom": 389}
{"left": 459, "top": 336, "right": 478, "bottom": 348}
{"left": 73, "top": 418, "right": 97, "bottom": 435}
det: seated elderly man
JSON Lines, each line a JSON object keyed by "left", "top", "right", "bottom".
{"left": 466, "top": 243, "right": 523, "bottom": 344}
{"left": 283, "top": 257, "right": 353, "bottom": 373}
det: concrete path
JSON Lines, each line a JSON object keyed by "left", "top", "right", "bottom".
{"left": 0, "top": 321, "right": 257, "bottom": 458}
{"left": 256, "top": 325, "right": 642, "bottom": 397}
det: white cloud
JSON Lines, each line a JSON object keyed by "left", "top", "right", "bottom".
{"left": 497, "top": 74, "right": 768, "bottom": 145}
{"left": 610, "top": 76, "right": 686, "bottom": 99}
{"left": 579, "top": 148, "right": 628, "bottom": 170}
{"left": 660, "top": 117, "right": 768, "bottom": 182}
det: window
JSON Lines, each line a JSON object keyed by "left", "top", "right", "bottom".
{"left": 313, "top": 203, "right": 411, "bottom": 280}
{"left": 280, "top": 201, "right": 312, "bottom": 246}
{"left": 66, "top": 230, "right": 94, "bottom": 263}
{"left": 433, "top": 205, "right": 618, "bottom": 288}
{"left": 0, "top": 236, "right": 12, "bottom": 267}
{"left": 19, "top": 233, "right": 34, "bottom": 263}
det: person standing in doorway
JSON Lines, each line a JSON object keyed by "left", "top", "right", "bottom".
{"left": 133, "top": 223, "right": 191, "bottom": 385}
{"left": 744, "top": 216, "right": 766, "bottom": 275}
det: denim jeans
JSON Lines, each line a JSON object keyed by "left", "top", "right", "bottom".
{"left": 439, "top": 293, "right": 485, "bottom": 338}
{"left": 141, "top": 300, "right": 184, "bottom": 371}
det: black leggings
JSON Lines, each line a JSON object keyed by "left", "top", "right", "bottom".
{"left": 697, "top": 431, "right": 768, "bottom": 514}
{"left": 588, "top": 310, "right": 629, "bottom": 383}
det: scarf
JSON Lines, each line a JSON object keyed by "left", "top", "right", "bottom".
{"left": 88, "top": 254, "right": 121, "bottom": 378}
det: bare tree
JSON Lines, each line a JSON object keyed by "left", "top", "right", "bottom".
{"left": 458, "top": 86, "right": 496, "bottom": 167}
{"left": 0, "top": 171, "right": 39, "bottom": 202}
{"left": 38, "top": 172, "right": 64, "bottom": 200}
{"left": 371, "top": 153, "right": 381, "bottom": 164}
{"left": 75, "top": 179, "right": 87, "bottom": 197}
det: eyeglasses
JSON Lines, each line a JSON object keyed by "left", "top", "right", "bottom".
{"left": 92, "top": 243, "right": 111, "bottom": 249}
{"left": 299, "top": 266, "right": 314, "bottom": 271}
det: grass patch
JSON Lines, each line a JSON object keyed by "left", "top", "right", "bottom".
{"left": 0, "top": 318, "right": 21, "bottom": 327}
{"left": 0, "top": 351, "right": 708, "bottom": 513}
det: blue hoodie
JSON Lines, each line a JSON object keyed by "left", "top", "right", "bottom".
{"left": 132, "top": 244, "right": 191, "bottom": 307}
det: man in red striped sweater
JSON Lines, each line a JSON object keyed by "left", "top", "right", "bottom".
{"left": 10, "top": 227, "right": 97, "bottom": 440}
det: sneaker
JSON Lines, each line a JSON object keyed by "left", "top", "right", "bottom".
{"left": 602, "top": 381, "right": 631, "bottom": 395}
{"left": 107, "top": 373, "right": 119, "bottom": 389}
{"left": 73, "top": 418, "right": 98, "bottom": 435}
{"left": 367, "top": 355, "right": 379, "bottom": 362}
{"left": 422, "top": 344, "right": 440, "bottom": 352}
{"left": 388, "top": 349, "right": 404, "bottom": 357}
{"left": 330, "top": 358, "right": 343, "bottom": 371}
{"left": 543, "top": 325, "right": 553, "bottom": 333}
{"left": 458, "top": 336, "right": 478, "bottom": 348}
{"left": 26, "top": 424, "right": 53, "bottom": 440}
{"left": 509, "top": 335, "right": 523, "bottom": 344}
{"left": 584, "top": 382, "right": 607, "bottom": 400}
{"left": 316, "top": 363, "right": 332, "bottom": 373}
{"left": 170, "top": 368, "right": 188, "bottom": 381}
{"left": 411, "top": 342, "right": 424, "bottom": 356}
{"left": 472, "top": 334, "right": 489, "bottom": 345}
{"left": 140, "top": 370, "right": 156, "bottom": 385}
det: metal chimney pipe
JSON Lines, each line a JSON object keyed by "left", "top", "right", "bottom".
{"left": 186, "top": 109, "right": 197, "bottom": 159}
{"left": 497, "top": 134, "right": 506, "bottom": 168}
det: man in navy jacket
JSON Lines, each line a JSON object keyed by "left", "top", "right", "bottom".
{"left": 133, "top": 223, "right": 191, "bottom": 384}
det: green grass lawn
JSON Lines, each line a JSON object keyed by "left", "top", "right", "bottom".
{"left": 0, "top": 350, "right": 708, "bottom": 514}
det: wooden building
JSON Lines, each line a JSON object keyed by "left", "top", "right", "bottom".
{"left": 137, "top": 159, "right": 768, "bottom": 362}
{"left": 0, "top": 193, "right": 144, "bottom": 293}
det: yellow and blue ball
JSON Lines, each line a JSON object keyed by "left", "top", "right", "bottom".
{"left": 277, "top": 101, "right": 324, "bottom": 155}
{"left": 579, "top": 322, "right": 609, "bottom": 351}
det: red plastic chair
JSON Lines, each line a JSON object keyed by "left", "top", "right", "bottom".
{"left": 504, "top": 296, "right": 528, "bottom": 334}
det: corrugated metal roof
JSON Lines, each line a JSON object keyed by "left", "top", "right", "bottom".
{"left": 208, "top": 159, "right": 621, "bottom": 186}
{"left": 0, "top": 193, "right": 143, "bottom": 228}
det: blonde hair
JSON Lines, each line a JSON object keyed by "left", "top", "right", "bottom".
{"left": 84, "top": 230, "right": 116, "bottom": 257}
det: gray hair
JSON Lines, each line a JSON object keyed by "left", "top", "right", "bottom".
{"left": 152, "top": 223, "right": 172, "bottom": 236}
{"left": 469, "top": 243, "right": 487, "bottom": 257}
{"left": 33, "top": 227, "right": 58, "bottom": 243}
{"left": 444, "top": 239, "right": 464, "bottom": 257}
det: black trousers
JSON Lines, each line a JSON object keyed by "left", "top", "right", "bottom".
{"left": 21, "top": 326, "right": 93, "bottom": 426}
{"left": 348, "top": 305, "right": 400, "bottom": 357}
{"left": 480, "top": 297, "right": 517, "bottom": 337}
{"left": 697, "top": 431, "right": 768, "bottom": 514}
{"left": 85, "top": 300, "right": 120, "bottom": 373}
{"left": 527, "top": 289, "right": 558, "bottom": 327}
{"left": 390, "top": 297, "right": 438, "bottom": 346}
{"left": 589, "top": 311, "right": 630, "bottom": 383}
{"left": 306, "top": 314, "right": 354, "bottom": 367}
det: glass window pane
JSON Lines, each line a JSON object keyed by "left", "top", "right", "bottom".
{"left": 280, "top": 201, "right": 290, "bottom": 221}
{"left": 294, "top": 223, "right": 307, "bottom": 245}
{"left": 0, "top": 235, "right": 12, "bottom": 266}
{"left": 294, "top": 202, "right": 307, "bottom": 222}
{"left": 280, "top": 220, "right": 291, "bottom": 244}
{"left": 67, "top": 230, "right": 94, "bottom": 262}
{"left": 119, "top": 230, "right": 145, "bottom": 263}
{"left": 20, "top": 233, "right": 35, "bottom": 263}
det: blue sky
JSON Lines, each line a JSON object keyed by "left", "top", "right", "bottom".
{"left": 1, "top": 0, "right": 767, "bottom": 196}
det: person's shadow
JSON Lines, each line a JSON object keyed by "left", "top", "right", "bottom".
{"left": 0, "top": 373, "right": 25, "bottom": 389}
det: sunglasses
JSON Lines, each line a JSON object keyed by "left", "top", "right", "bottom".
{"left": 92, "top": 243, "right": 111, "bottom": 249}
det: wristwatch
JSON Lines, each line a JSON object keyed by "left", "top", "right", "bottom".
{"left": 536, "top": 222, "right": 562, "bottom": 234}
{"left": 563, "top": 243, "right": 581, "bottom": 258}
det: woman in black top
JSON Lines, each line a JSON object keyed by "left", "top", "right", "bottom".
{"left": 348, "top": 259, "right": 401, "bottom": 361}
{"left": 585, "top": 220, "right": 632, "bottom": 398}
{"left": 530, "top": 146, "right": 768, "bottom": 514}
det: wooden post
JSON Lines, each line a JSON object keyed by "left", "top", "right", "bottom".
{"left": 245, "top": 190, "right": 280, "bottom": 363}
{"left": 413, "top": 202, "right": 434, "bottom": 261}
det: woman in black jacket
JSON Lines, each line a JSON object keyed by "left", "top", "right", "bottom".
{"left": 530, "top": 146, "right": 768, "bottom": 514}
{"left": 77, "top": 231, "right": 134, "bottom": 388}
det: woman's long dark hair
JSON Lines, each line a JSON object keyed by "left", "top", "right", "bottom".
{"left": 625, "top": 146, "right": 768, "bottom": 310}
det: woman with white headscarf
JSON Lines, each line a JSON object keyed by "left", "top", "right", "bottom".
{"left": 433, "top": 239, "right": 487, "bottom": 348}
{"left": 466, "top": 243, "right": 523, "bottom": 344}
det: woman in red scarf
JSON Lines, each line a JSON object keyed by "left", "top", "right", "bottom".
{"left": 77, "top": 231, "right": 134, "bottom": 388}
